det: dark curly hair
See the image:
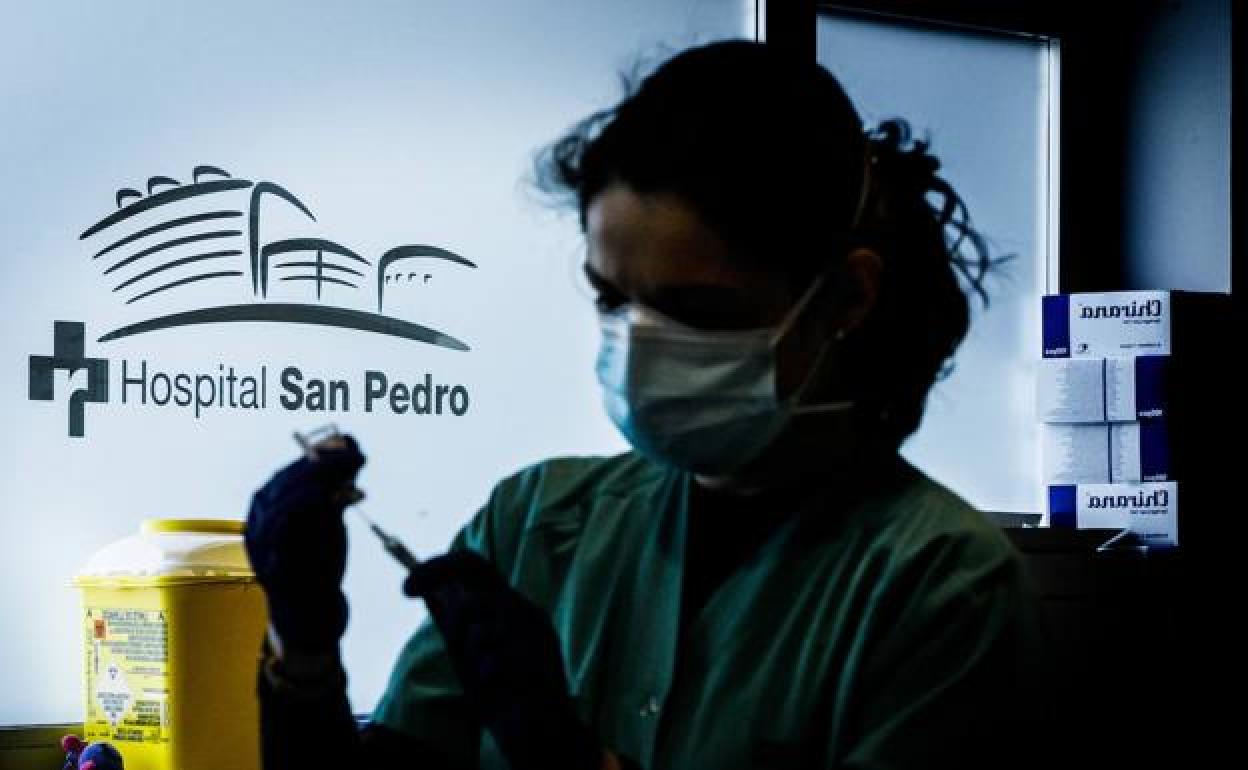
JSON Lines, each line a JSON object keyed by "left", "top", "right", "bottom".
{"left": 535, "top": 40, "right": 1002, "bottom": 448}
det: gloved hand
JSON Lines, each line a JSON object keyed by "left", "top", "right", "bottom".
{"left": 403, "top": 551, "right": 606, "bottom": 770}
{"left": 245, "top": 433, "right": 365, "bottom": 653}
{"left": 61, "top": 736, "right": 124, "bottom": 770}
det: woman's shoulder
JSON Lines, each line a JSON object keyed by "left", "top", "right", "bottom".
{"left": 840, "top": 460, "right": 1023, "bottom": 576}
{"left": 477, "top": 451, "right": 671, "bottom": 540}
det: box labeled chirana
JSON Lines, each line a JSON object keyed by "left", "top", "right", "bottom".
{"left": 1042, "top": 291, "right": 1170, "bottom": 359}
{"left": 1047, "top": 481, "right": 1178, "bottom": 546}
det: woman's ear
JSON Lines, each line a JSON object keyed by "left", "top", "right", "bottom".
{"left": 775, "top": 247, "right": 882, "bottom": 406}
{"left": 832, "top": 247, "right": 882, "bottom": 335}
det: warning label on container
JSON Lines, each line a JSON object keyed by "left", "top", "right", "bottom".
{"left": 84, "top": 608, "right": 171, "bottom": 745}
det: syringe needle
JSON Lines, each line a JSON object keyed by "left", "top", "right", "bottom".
{"left": 348, "top": 506, "right": 422, "bottom": 571}
{"left": 348, "top": 505, "right": 377, "bottom": 529}
{"left": 290, "top": 426, "right": 420, "bottom": 575}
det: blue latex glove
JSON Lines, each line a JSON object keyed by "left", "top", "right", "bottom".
{"left": 245, "top": 434, "right": 365, "bottom": 652}
{"left": 404, "top": 551, "right": 606, "bottom": 770}
{"left": 79, "top": 742, "right": 124, "bottom": 770}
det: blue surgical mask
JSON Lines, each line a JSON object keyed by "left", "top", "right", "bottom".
{"left": 595, "top": 275, "right": 852, "bottom": 476}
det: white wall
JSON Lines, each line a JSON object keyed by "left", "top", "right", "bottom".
{"left": 0, "top": 0, "right": 751, "bottom": 724}
{"left": 818, "top": 14, "right": 1053, "bottom": 515}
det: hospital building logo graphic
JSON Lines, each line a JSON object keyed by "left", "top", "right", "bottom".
{"left": 28, "top": 164, "right": 477, "bottom": 437}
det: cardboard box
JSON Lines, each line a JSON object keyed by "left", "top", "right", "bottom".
{"left": 1042, "top": 291, "right": 1170, "bottom": 359}
{"left": 1048, "top": 481, "right": 1178, "bottom": 545}
{"left": 1036, "top": 355, "right": 1168, "bottom": 422}
{"left": 1042, "top": 422, "right": 1171, "bottom": 484}
{"left": 1042, "top": 290, "right": 1229, "bottom": 360}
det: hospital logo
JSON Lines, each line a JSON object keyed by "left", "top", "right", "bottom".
{"left": 27, "top": 165, "right": 479, "bottom": 437}
{"left": 29, "top": 322, "right": 109, "bottom": 438}
{"left": 79, "top": 163, "right": 476, "bottom": 348}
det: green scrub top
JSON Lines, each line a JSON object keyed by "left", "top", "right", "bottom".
{"left": 371, "top": 452, "right": 1045, "bottom": 769}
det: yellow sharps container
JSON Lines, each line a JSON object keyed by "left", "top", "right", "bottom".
{"left": 74, "top": 519, "right": 267, "bottom": 770}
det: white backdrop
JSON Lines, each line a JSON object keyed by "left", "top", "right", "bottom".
{"left": 818, "top": 14, "right": 1052, "bottom": 516}
{"left": 0, "top": 0, "right": 751, "bottom": 723}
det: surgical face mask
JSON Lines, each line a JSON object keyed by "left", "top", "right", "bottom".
{"left": 595, "top": 275, "right": 852, "bottom": 476}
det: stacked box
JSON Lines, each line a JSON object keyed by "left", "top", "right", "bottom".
{"left": 1041, "top": 421, "right": 1171, "bottom": 484}
{"left": 1047, "top": 482, "right": 1178, "bottom": 546}
{"left": 1038, "top": 291, "right": 1179, "bottom": 545}
{"left": 1036, "top": 355, "right": 1169, "bottom": 423}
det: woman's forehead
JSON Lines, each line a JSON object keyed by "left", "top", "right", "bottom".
{"left": 585, "top": 182, "right": 784, "bottom": 297}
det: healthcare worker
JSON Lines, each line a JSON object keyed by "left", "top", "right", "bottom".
{"left": 245, "top": 40, "right": 1047, "bottom": 770}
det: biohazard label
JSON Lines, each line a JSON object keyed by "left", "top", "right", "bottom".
{"left": 84, "top": 607, "right": 171, "bottom": 745}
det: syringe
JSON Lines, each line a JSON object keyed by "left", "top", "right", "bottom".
{"left": 293, "top": 426, "right": 422, "bottom": 572}
{"left": 350, "top": 506, "right": 422, "bottom": 572}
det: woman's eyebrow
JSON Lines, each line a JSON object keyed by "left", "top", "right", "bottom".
{"left": 647, "top": 284, "right": 754, "bottom": 315}
{"left": 584, "top": 262, "right": 759, "bottom": 323}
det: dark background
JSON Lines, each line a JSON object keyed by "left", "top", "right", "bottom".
{"left": 774, "top": 2, "right": 1240, "bottom": 766}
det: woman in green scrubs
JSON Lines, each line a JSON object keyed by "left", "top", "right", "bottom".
{"left": 246, "top": 40, "right": 1047, "bottom": 770}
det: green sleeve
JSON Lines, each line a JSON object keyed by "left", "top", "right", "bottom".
{"left": 838, "top": 534, "right": 1048, "bottom": 770}
{"left": 367, "top": 465, "right": 542, "bottom": 766}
